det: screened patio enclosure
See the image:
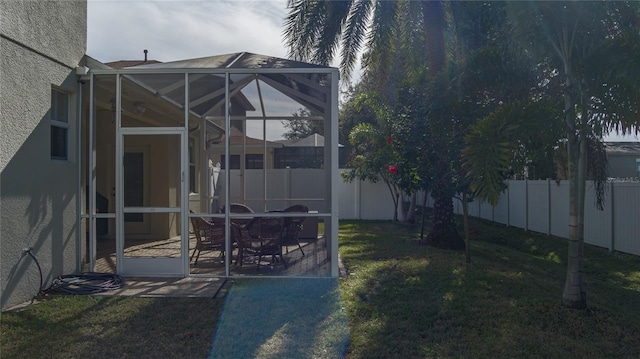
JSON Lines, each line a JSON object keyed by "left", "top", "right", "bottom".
{"left": 83, "top": 53, "right": 339, "bottom": 278}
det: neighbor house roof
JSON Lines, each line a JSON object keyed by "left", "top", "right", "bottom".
{"left": 207, "top": 126, "right": 282, "bottom": 149}
{"left": 276, "top": 133, "right": 343, "bottom": 148}
{"left": 604, "top": 142, "right": 640, "bottom": 155}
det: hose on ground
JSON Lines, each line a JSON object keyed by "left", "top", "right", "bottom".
{"left": 45, "top": 272, "right": 124, "bottom": 295}
{"left": 25, "top": 248, "right": 45, "bottom": 294}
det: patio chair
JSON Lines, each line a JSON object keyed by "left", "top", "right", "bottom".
{"left": 220, "top": 203, "right": 254, "bottom": 226}
{"left": 220, "top": 203, "right": 254, "bottom": 214}
{"left": 236, "top": 216, "right": 286, "bottom": 270}
{"left": 281, "top": 204, "right": 309, "bottom": 256}
{"left": 190, "top": 217, "right": 226, "bottom": 265}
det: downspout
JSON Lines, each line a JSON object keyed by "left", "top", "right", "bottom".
{"left": 75, "top": 71, "right": 84, "bottom": 272}
{"left": 88, "top": 72, "right": 96, "bottom": 271}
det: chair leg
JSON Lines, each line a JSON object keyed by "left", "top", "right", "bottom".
{"left": 296, "top": 240, "right": 305, "bottom": 256}
{"left": 235, "top": 247, "right": 243, "bottom": 266}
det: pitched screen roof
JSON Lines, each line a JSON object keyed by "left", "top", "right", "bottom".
{"left": 129, "top": 52, "right": 329, "bottom": 70}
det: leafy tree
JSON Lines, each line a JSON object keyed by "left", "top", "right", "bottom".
{"left": 282, "top": 108, "right": 324, "bottom": 140}
{"left": 464, "top": 1, "right": 640, "bottom": 308}
{"left": 338, "top": 83, "right": 379, "bottom": 159}
{"left": 342, "top": 119, "right": 403, "bottom": 221}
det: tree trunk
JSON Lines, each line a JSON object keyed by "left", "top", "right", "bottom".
{"left": 386, "top": 181, "right": 400, "bottom": 222}
{"left": 422, "top": 1, "right": 446, "bottom": 78}
{"left": 404, "top": 192, "right": 417, "bottom": 224}
{"left": 420, "top": 191, "right": 428, "bottom": 240}
{"left": 420, "top": 189, "right": 464, "bottom": 250}
{"left": 561, "top": 69, "right": 587, "bottom": 309}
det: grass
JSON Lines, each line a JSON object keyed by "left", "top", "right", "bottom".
{"left": 339, "top": 216, "right": 640, "bottom": 358}
{"left": 0, "top": 296, "right": 222, "bottom": 358}
{"left": 1, "top": 216, "right": 639, "bottom": 358}
{"left": 209, "top": 278, "right": 348, "bottom": 359}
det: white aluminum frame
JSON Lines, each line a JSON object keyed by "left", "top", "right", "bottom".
{"left": 85, "top": 66, "right": 340, "bottom": 278}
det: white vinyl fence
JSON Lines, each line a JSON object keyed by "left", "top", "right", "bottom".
{"left": 338, "top": 177, "right": 640, "bottom": 257}
{"left": 214, "top": 169, "right": 639, "bottom": 256}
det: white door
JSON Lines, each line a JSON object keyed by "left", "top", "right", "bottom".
{"left": 117, "top": 131, "right": 186, "bottom": 276}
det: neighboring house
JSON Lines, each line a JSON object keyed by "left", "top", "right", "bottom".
{"left": 210, "top": 126, "right": 283, "bottom": 170}
{"left": 274, "top": 133, "right": 347, "bottom": 169}
{"left": 1, "top": 1, "right": 87, "bottom": 310}
{"left": 554, "top": 141, "right": 640, "bottom": 181}
{"left": 604, "top": 142, "right": 640, "bottom": 179}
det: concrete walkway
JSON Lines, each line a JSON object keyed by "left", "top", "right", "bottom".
{"left": 97, "top": 276, "right": 229, "bottom": 298}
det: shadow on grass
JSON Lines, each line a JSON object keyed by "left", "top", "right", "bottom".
{"left": 209, "top": 278, "right": 349, "bottom": 359}
{"left": 339, "top": 219, "right": 640, "bottom": 358}
{"left": 1, "top": 296, "right": 221, "bottom": 358}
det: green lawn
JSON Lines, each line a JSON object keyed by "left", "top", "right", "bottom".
{"left": 1, "top": 217, "right": 639, "bottom": 358}
{"left": 0, "top": 296, "right": 221, "bottom": 358}
{"left": 339, "top": 217, "right": 640, "bottom": 358}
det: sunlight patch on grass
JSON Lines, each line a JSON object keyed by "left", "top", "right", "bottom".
{"left": 209, "top": 278, "right": 349, "bottom": 359}
{"left": 255, "top": 325, "right": 289, "bottom": 359}
{"left": 1, "top": 297, "right": 220, "bottom": 358}
{"left": 339, "top": 219, "right": 640, "bottom": 358}
{"left": 545, "top": 251, "right": 561, "bottom": 263}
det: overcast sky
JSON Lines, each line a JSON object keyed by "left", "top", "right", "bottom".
{"left": 87, "top": 0, "right": 290, "bottom": 63}
{"left": 87, "top": 0, "right": 637, "bottom": 142}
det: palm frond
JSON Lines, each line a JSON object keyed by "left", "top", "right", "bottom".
{"left": 313, "top": 1, "right": 352, "bottom": 66}
{"left": 364, "top": 0, "right": 399, "bottom": 84}
{"left": 284, "top": 0, "right": 327, "bottom": 62}
{"left": 340, "top": 0, "right": 373, "bottom": 83}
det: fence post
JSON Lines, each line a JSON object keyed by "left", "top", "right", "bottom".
{"left": 507, "top": 180, "right": 510, "bottom": 227}
{"left": 356, "top": 179, "right": 361, "bottom": 220}
{"left": 610, "top": 182, "right": 615, "bottom": 252}
{"left": 492, "top": 201, "right": 495, "bottom": 222}
{"left": 547, "top": 178, "right": 551, "bottom": 236}
{"left": 525, "top": 179, "right": 529, "bottom": 232}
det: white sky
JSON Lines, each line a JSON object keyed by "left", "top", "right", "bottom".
{"left": 86, "top": 0, "right": 637, "bottom": 142}
{"left": 87, "top": 0, "right": 290, "bottom": 64}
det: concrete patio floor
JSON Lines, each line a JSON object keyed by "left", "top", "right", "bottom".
{"left": 96, "top": 276, "right": 230, "bottom": 298}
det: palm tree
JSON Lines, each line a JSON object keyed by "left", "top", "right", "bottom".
{"left": 285, "top": 0, "right": 466, "bottom": 246}
{"left": 464, "top": 1, "right": 640, "bottom": 308}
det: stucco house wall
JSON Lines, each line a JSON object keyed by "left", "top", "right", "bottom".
{"left": 606, "top": 142, "right": 640, "bottom": 178}
{"left": 608, "top": 155, "right": 639, "bottom": 178}
{"left": 1, "top": 1, "right": 87, "bottom": 310}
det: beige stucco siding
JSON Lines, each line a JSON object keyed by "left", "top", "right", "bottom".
{"left": 0, "top": 0, "right": 86, "bottom": 68}
{"left": 1, "top": 0, "right": 86, "bottom": 310}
